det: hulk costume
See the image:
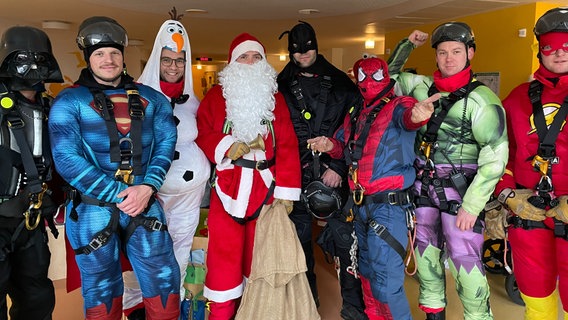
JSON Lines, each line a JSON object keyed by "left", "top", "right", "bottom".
{"left": 388, "top": 37, "right": 508, "bottom": 320}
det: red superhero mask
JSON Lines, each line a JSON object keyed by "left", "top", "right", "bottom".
{"left": 539, "top": 32, "right": 568, "bottom": 56}
{"left": 353, "top": 57, "right": 392, "bottom": 104}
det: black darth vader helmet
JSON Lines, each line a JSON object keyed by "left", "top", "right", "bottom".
{"left": 301, "top": 180, "right": 348, "bottom": 219}
{"left": 0, "top": 26, "right": 63, "bottom": 89}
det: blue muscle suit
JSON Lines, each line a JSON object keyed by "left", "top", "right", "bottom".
{"left": 48, "top": 80, "right": 180, "bottom": 319}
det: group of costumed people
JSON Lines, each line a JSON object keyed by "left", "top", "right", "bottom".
{"left": 4, "top": 4, "right": 568, "bottom": 320}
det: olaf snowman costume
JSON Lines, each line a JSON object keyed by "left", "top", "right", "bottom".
{"left": 123, "top": 19, "right": 210, "bottom": 314}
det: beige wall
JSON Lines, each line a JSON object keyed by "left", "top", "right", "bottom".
{"left": 1, "top": 1, "right": 563, "bottom": 100}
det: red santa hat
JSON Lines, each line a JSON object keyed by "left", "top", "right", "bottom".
{"left": 228, "top": 32, "right": 266, "bottom": 63}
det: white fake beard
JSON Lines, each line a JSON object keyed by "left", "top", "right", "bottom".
{"left": 220, "top": 60, "right": 277, "bottom": 143}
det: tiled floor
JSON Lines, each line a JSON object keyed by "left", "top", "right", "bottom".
{"left": 51, "top": 224, "right": 535, "bottom": 320}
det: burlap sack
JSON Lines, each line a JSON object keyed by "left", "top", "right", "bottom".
{"left": 235, "top": 203, "right": 320, "bottom": 320}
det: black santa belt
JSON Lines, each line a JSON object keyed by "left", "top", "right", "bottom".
{"left": 232, "top": 158, "right": 275, "bottom": 170}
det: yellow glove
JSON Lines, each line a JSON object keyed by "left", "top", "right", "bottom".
{"left": 273, "top": 199, "right": 294, "bottom": 214}
{"left": 483, "top": 200, "right": 508, "bottom": 240}
{"left": 501, "top": 188, "right": 546, "bottom": 221}
{"left": 226, "top": 142, "right": 250, "bottom": 160}
{"left": 546, "top": 195, "right": 568, "bottom": 224}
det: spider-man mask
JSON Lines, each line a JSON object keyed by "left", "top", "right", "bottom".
{"left": 354, "top": 57, "right": 392, "bottom": 104}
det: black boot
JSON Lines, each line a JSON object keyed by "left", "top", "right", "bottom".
{"left": 340, "top": 302, "right": 368, "bottom": 320}
{"left": 127, "top": 307, "right": 146, "bottom": 320}
{"left": 426, "top": 309, "right": 445, "bottom": 320}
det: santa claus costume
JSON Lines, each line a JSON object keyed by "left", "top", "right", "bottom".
{"left": 195, "top": 33, "right": 301, "bottom": 319}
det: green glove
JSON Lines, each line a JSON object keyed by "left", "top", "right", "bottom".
{"left": 227, "top": 142, "right": 250, "bottom": 160}
{"left": 546, "top": 195, "right": 568, "bottom": 224}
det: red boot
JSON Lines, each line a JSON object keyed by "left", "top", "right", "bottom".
{"left": 360, "top": 276, "right": 393, "bottom": 320}
{"left": 86, "top": 297, "right": 122, "bottom": 320}
{"left": 144, "top": 293, "right": 180, "bottom": 320}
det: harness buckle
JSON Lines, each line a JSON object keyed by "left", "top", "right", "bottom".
{"left": 532, "top": 154, "right": 550, "bottom": 175}
{"left": 88, "top": 237, "right": 104, "bottom": 252}
{"left": 7, "top": 118, "right": 24, "bottom": 129}
{"left": 388, "top": 192, "right": 398, "bottom": 205}
{"left": 129, "top": 108, "right": 144, "bottom": 119}
{"left": 115, "top": 168, "right": 134, "bottom": 184}
{"left": 150, "top": 220, "right": 164, "bottom": 231}
{"left": 369, "top": 220, "right": 386, "bottom": 236}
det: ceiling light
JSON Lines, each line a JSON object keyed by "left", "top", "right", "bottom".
{"left": 185, "top": 8, "right": 208, "bottom": 13}
{"left": 365, "top": 40, "right": 375, "bottom": 49}
{"left": 394, "top": 16, "right": 432, "bottom": 20}
{"left": 298, "top": 9, "right": 320, "bottom": 15}
{"left": 474, "top": 0, "right": 519, "bottom": 3}
{"left": 42, "top": 20, "right": 71, "bottom": 30}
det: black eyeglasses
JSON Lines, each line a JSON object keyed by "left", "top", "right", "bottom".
{"left": 160, "top": 57, "right": 186, "bottom": 68}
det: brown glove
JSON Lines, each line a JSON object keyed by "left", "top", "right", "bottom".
{"left": 483, "top": 200, "right": 508, "bottom": 240}
{"left": 502, "top": 188, "right": 546, "bottom": 221}
{"left": 546, "top": 195, "right": 568, "bottom": 224}
{"left": 273, "top": 199, "right": 294, "bottom": 214}
{"left": 226, "top": 142, "right": 250, "bottom": 160}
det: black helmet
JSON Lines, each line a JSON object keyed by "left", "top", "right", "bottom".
{"left": 76, "top": 16, "right": 128, "bottom": 53}
{"left": 0, "top": 26, "right": 63, "bottom": 86}
{"left": 431, "top": 22, "right": 476, "bottom": 51}
{"left": 534, "top": 7, "right": 568, "bottom": 40}
{"left": 300, "top": 180, "right": 347, "bottom": 219}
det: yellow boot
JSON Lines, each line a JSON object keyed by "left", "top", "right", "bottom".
{"left": 521, "top": 291, "right": 558, "bottom": 320}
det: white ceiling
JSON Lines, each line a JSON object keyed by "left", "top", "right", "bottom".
{"left": 2, "top": 0, "right": 565, "bottom": 62}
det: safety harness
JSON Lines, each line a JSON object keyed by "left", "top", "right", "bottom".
{"left": 71, "top": 84, "right": 167, "bottom": 255}
{"left": 289, "top": 75, "right": 332, "bottom": 136}
{"left": 415, "top": 79, "right": 484, "bottom": 232}
{"left": 339, "top": 80, "right": 417, "bottom": 276}
{"left": 0, "top": 83, "right": 59, "bottom": 259}
{"left": 344, "top": 79, "right": 396, "bottom": 207}
{"left": 514, "top": 80, "right": 568, "bottom": 237}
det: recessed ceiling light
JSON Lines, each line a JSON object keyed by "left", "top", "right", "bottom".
{"left": 365, "top": 23, "right": 377, "bottom": 34}
{"left": 298, "top": 9, "right": 320, "bottom": 15}
{"left": 394, "top": 16, "right": 432, "bottom": 20}
{"left": 185, "top": 8, "right": 208, "bottom": 13}
{"left": 474, "top": 0, "right": 519, "bottom": 3}
{"left": 42, "top": 20, "right": 72, "bottom": 30}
